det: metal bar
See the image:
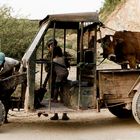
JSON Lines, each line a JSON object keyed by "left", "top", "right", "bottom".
{"left": 40, "top": 37, "right": 44, "bottom": 87}
{"left": 79, "top": 22, "right": 84, "bottom": 62}
{"left": 78, "top": 22, "right": 84, "bottom": 110}
{"left": 93, "top": 27, "right": 98, "bottom": 109}
{"left": 64, "top": 29, "right": 66, "bottom": 53}
{"left": 49, "top": 22, "right": 56, "bottom": 111}
{"left": 22, "top": 21, "right": 50, "bottom": 66}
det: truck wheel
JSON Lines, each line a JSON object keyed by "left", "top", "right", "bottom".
{"left": 108, "top": 104, "right": 132, "bottom": 118}
{"left": 0, "top": 100, "right": 5, "bottom": 125}
{"left": 132, "top": 91, "right": 140, "bottom": 124}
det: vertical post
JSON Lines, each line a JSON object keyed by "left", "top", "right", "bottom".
{"left": 0, "top": 38, "right": 1, "bottom": 51}
{"left": 79, "top": 22, "right": 84, "bottom": 63}
{"left": 64, "top": 29, "right": 66, "bottom": 53}
{"left": 40, "top": 38, "right": 44, "bottom": 87}
{"left": 78, "top": 22, "right": 84, "bottom": 110}
{"left": 93, "top": 27, "right": 98, "bottom": 109}
{"left": 88, "top": 30, "right": 90, "bottom": 48}
{"left": 24, "top": 53, "right": 36, "bottom": 111}
{"left": 48, "top": 22, "right": 56, "bottom": 111}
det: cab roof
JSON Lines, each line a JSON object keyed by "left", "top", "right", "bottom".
{"left": 39, "top": 12, "right": 100, "bottom": 29}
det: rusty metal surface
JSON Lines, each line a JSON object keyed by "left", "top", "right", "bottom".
{"left": 39, "top": 12, "right": 99, "bottom": 27}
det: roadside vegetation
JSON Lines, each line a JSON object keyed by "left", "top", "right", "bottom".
{"left": 99, "top": 0, "right": 126, "bottom": 21}
{"left": 0, "top": 1, "right": 126, "bottom": 60}
{"left": 0, "top": 5, "right": 39, "bottom": 59}
{"left": 0, "top": 5, "right": 77, "bottom": 60}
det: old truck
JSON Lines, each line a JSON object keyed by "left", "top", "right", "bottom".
{"left": 21, "top": 12, "right": 140, "bottom": 124}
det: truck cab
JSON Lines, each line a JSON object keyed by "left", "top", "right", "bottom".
{"left": 22, "top": 12, "right": 100, "bottom": 112}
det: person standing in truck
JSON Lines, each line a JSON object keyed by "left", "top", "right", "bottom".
{"left": 43, "top": 39, "right": 69, "bottom": 120}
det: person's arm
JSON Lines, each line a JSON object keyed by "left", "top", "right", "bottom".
{"left": 14, "top": 61, "right": 21, "bottom": 72}
{"left": 5, "top": 57, "right": 20, "bottom": 73}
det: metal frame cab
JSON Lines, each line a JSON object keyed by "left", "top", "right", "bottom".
{"left": 22, "top": 12, "right": 100, "bottom": 113}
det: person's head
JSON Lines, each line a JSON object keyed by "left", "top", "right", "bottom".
{"left": 46, "top": 38, "right": 57, "bottom": 52}
{"left": 53, "top": 46, "right": 63, "bottom": 58}
{"left": 0, "top": 52, "right": 5, "bottom": 70}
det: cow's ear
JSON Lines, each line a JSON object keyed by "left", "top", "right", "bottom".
{"left": 109, "top": 36, "right": 113, "bottom": 42}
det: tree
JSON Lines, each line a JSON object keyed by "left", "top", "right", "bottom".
{"left": 0, "top": 5, "right": 39, "bottom": 59}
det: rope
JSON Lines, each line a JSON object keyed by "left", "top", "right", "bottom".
{"left": 101, "top": 24, "right": 116, "bottom": 32}
{"left": 105, "top": 102, "right": 125, "bottom": 108}
{"left": 96, "top": 58, "right": 106, "bottom": 66}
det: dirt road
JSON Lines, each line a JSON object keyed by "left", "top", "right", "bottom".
{"left": 0, "top": 109, "right": 140, "bottom": 140}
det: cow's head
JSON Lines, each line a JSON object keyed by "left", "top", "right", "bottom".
{"left": 97, "top": 35, "right": 116, "bottom": 61}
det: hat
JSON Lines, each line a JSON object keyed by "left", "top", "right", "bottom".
{"left": 0, "top": 52, "right": 5, "bottom": 65}
{"left": 47, "top": 38, "right": 57, "bottom": 47}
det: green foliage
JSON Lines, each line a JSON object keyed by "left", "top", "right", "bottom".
{"left": 65, "top": 44, "right": 72, "bottom": 49}
{"left": 0, "top": 5, "right": 39, "bottom": 59}
{"left": 99, "top": 0, "right": 126, "bottom": 21}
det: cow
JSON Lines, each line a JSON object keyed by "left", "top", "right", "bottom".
{"left": 97, "top": 31, "right": 140, "bottom": 69}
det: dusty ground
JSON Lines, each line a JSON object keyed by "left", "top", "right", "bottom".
{"left": 1, "top": 109, "right": 140, "bottom": 140}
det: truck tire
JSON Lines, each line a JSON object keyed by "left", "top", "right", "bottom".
{"left": 132, "top": 90, "right": 140, "bottom": 124}
{"left": 108, "top": 104, "right": 132, "bottom": 118}
{"left": 0, "top": 100, "right": 5, "bottom": 126}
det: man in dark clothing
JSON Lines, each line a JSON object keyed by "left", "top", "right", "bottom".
{"left": 43, "top": 39, "right": 69, "bottom": 120}
{"left": 0, "top": 52, "right": 21, "bottom": 123}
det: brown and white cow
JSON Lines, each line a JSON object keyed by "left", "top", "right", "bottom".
{"left": 98, "top": 31, "right": 140, "bottom": 69}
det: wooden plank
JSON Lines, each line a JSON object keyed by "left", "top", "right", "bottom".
{"left": 24, "top": 54, "right": 36, "bottom": 111}
{"left": 98, "top": 70, "right": 140, "bottom": 100}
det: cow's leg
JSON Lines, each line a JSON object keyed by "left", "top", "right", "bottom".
{"left": 121, "top": 63, "right": 128, "bottom": 69}
{"left": 127, "top": 56, "right": 136, "bottom": 69}
{"left": 129, "top": 62, "right": 136, "bottom": 69}
{"left": 137, "top": 64, "right": 140, "bottom": 69}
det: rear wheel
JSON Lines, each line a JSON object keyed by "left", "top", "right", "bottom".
{"left": 132, "top": 91, "right": 140, "bottom": 124}
{"left": 108, "top": 104, "right": 132, "bottom": 118}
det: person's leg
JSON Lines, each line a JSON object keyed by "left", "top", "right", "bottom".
{"left": 62, "top": 113, "right": 69, "bottom": 120}
{"left": 52, "top": 82, "right": 61, "bottom": 102}
{"left": 59, "top": 83, "right": 64, "bottom": 103}
{"left": 51, "top": 73, "right": 56, "bottom": 99}
{"left": 43, "top": 73, "right": 49, "bottom": 88}
{"left": 50, "top": 113, "right": 59, "bottom": 120}
{"left": 53, "top": 89, "right": 58, "bottom": 102}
